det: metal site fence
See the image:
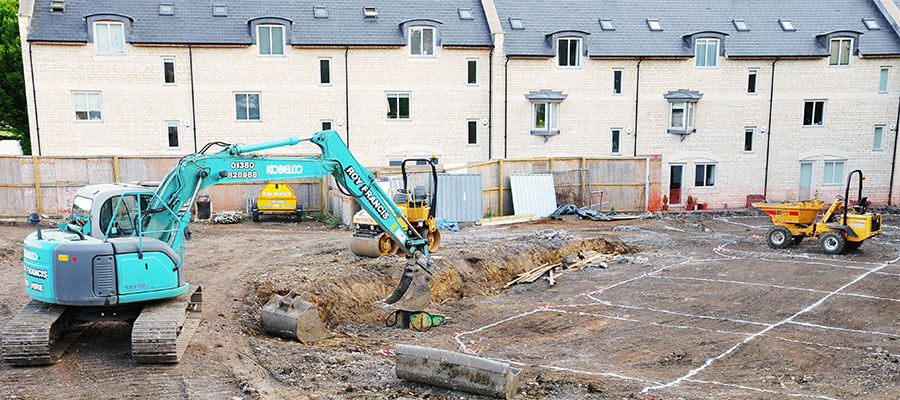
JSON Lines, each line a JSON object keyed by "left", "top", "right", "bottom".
{"left": 0, "top": 156, "right": 324, "bottom": 217}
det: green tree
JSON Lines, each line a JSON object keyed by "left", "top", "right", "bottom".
{"left": 0, "top": 0, "right": 29, "bottom": 154}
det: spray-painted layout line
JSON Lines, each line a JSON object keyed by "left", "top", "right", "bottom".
{"left": 640, "top": 252, "right": 900, "bottom": 395}
{"left": 446, "top": 221, "right": 900, "bottom": 399}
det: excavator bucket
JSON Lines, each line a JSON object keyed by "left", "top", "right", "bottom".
{"left": 383, "top": 258, "right": 432, "bottom": 312}
{"left": 260, "top": 291, "right": 329, "bottom": 343}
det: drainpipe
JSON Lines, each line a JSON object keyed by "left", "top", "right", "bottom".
{"left": 188, "top": 44, "right": 197, "bottom": 153}
{"left": 344, "top": 46, "right": 350, "bottom": 147}
{"left": 503, "top": 55, "right": 509, "bottom": 158}
{"left": 888, "top": 84, "right": 900, "bottom": 205}
{"left": 27, "top": 43, "right": 41, "bottom": 156}
{"left": 488, "top": 47, "right": 493, "bottom": 159}
{"left": 763, "top": 57, "right": 778, "bottom": 200}
{"left": 633, "top": 57, "right": 642, "bottom": 157}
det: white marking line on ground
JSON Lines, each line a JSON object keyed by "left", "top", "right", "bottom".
{"left": 548, "top": 308, "right": 752, "bottom": 337}
{"left": 788, "top": 321, "right": 900, "bottom": 338}
{"left": 715, "top": 247, "right": 875, "bottom": 271}
{"left": 713, "top": 217, "right": 768, "bottom": 230}
{"left": 583, "top": 298, "right": 772, "bottom": 327}
{"left": 715, "top": 243, "right": 885, "bottom": 266}
{"left": 641, "top": 253, "right": 900, "bottom": 395}
{"left": 683, "top": 379, "right": 840, "bottom": 400}
{"left": 651, "top": 275, "right": 900, "bottom": 303}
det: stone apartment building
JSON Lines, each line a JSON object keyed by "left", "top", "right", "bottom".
{"left": 16, "top": 0, "right": 900, "bottom": 208}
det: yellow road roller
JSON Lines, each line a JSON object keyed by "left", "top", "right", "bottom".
{"left": 350, "top": 159, "right": 441, "bottom": 257}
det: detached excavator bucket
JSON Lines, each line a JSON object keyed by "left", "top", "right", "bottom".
{"left": 260, "top": 291, "right": 329, "bottom": 343}
{"left": 383, "top": 258, "right": 432, "bottom": 313}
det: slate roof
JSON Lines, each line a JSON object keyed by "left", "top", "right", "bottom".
{"left": 494, "top": 0, "right": 900, "bottom": 57}
{"left": 25, "top": 0, "right": 493, "bottom": 47}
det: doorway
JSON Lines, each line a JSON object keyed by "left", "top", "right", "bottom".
{"left": 669, "top": 165, "right": 683, "bottom": 205}
{"left": 799, "top": 162, "right": 813, "bottom": 201}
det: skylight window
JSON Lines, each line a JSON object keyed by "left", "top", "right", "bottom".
{"left": 459, "top": 8, "right": 473, "bottom": 20}
{"left": 779, "top": 19, "right": 795, "bottom": 31}
{"left": 314, "top": 6, "right": 327, "bottom": 19}
{"left": 159, "top": 3, "right": 174, "bottom": 16}
{"left": 863, "top": 18, "right": 880, "bottom": 30}
{"left": 647, "top": 19, "right": 662, "bottom": 31}
{"left": 364, "top": 7, "right": 377, "bottom": 19}
{"left": 212, "top": 3, "right": 227, "bottom": 17}
{"left": 509, "top": 18, "right": 524, "bottom": 30}
{"left": 599, "top": 19, "right": 614, "bottom": 31}
{"left": 733, "top": 19, "right": 748, "bottom": 31}
{"left": 49, "top": 0, "right": 65, "bottom": 12}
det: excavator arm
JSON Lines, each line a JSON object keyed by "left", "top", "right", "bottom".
{"left": 146, "top": 130, "right": 434, "bottom": 310}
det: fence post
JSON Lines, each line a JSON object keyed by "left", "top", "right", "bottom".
{"left": 498, "top": 159, "right": 504, "bottom": 216}
{"left": 32, "top": 155, "right": 42, "bottom": 214}
{"left": 320, "top": 176, "right": 327, "bottom": 213}
{"left": 113, "top": 155, "right": 120, "bottom": 183}
{"left": 580, "top": 156, "right": 586, "bottom": 207}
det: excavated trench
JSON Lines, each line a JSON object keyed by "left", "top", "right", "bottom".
{"left": 243, "top": 234, "right": 634, "bottom": 332}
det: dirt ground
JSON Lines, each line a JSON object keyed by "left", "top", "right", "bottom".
{"left": 0, "top": 211, "right": 898, "bottom": 399}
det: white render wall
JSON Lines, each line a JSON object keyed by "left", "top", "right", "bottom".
{"left": 497, "top": 53, "right": 900, "bottom": 207}
{"left": 23, "top": 40, "right": 491, "bottom": 167}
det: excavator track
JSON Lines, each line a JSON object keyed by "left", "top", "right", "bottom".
{"left": 131, "top": 286, "right": 202, "bottom": 363}
{"left": 1, "top": 300, "right": 87, "bottom": 366}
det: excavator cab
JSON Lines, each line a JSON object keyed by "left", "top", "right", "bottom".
{"left": 350, "top": 158, "right": 440, "bottom": 258}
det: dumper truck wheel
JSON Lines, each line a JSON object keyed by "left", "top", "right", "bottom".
{"left": 766, "top": 226, "right": 792, "bottom": 249}
{"left": 820, "top": 231, "right": 846, "bottom": 255}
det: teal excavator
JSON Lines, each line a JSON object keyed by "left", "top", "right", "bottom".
{"left": 3, "top": 130, "right": 434, "bottom": 365}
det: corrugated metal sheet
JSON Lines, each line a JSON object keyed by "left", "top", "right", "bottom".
{"left": 431, "top": 173, "right": 483, "bottom": 222}
{"left": 510, "top": 173, "right": 556, "bottom": 217}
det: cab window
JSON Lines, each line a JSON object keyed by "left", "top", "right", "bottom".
{"left": 99, "top": 195, "right": 144, "bottom": 238}
{"left": 72, "top": 196, "right": 92, "bottom": 219}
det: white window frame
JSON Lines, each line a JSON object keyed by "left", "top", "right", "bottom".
{"left": 610, "top": 128, "right": 621, "bottom": 154}
{"left": 319, "top": 58, "right": 332, "bottom": 85}
{"left": 744, "top": 127, "right": 755, "bottom": 153}
{"left": 823, "top": 160, "right": 845, "bottom": 185}
{"left": 557, "top": 37, "right": 581, "bottom": 68}
{"left": 257, "top": 25, "right": 285, "bottom": 56}
{"left": 386, "top": 92, "right": 411, "bottom": 120}
{"left": 94, "top": 21, "right": 125, "bottom": 55}
{"left": 694, "top": 163, "right": 717, "bottom": 187}
{"left": 532, "top": 102, "right": 559, "bottom": 132}
{"left": 879, "top": 66, "right": 890, "bottom": 93}
{"left": 73, "top": 91, "right": 103, "bottom": 122}
{"left": 162, "top": 57, "right": 176, "bottom": 85}
{"left": 612, "top": 69, "right": 623, "bottom": 95}
{"left": 873, "top": 125, "right": 885, "bottom": 151}
{"left": 467, "top": 59, "right": 478, "bottom": 86}
{"left": 467, "top": 119, "right": 478, "bottom": 145}
{"left": 695, "top": 38, "right": 719, "bottom": 68}
{"left": 234, "top": 92, "right": 261, "bottom": 121}
{"left": 321, "top": 120, "right": 333, "bottom": 131}
{"left": 747, "top": 69, "right": 758, "bottom": 94}
{"left": 829, "top": 38, "right": 852, "bottom": 66}
{"left": 409, "top": 27, "right": 435, "bottom": 57}
{"left": 803, "top": 100, "right": 826, "bottom": 127}
{"left": 166, "top": 121, "right": 180, "bottom": 149}
{"left": 669, "top": 102, "right": 696, "bottom": 130}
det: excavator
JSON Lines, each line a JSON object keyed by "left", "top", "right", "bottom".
{"left": 2, "top": 130, "right": 434, "bottom": 365}
{"left": 350, "top": 158, "right": 441, "bottom": 258}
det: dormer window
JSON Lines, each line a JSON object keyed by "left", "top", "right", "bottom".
{"left": 212, "top": 3, "right": 227, "bottom": 17}
{"left": 863, "top": 18, "right": 879, "bottom": 30}
{"left": 779, "top": 19, "right": 795, "bottom": 31}
{"left": 647, "top": 19, "right": 662, "bottom": 31}
{"left": 159, "top": 3, "right": 174, "bottom": 16}
{"left": 557, "top": 38, "right": 581, "bottom": 67}
{"left": 695, "top": 38, "right": 719, "bottom": 67}
{"left": 94, "top": 22, "right": 125, "bottom": 55}
{"left": 829, "top": 38, "right": 852, "bottom": 66}
{"left": 258, "top": 25, "right": 285, "bottom": 56}
{"left": 599, "top": 19, "right": 614, "bottom": 31}
{"left": 364, "top": 7, "right": 377, "bottom": 19}
{"left": 314, "top": 6, "right": 328, "bottom": 19}
{"left": 733, "top": 19, "right": 748, "bottom": 31}
{"left": 410, "top": 27, "right": 435, "bottom": 56}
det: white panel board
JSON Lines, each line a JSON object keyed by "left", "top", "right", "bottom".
{"left": 509, "top": 173, "right": 556, "bottom": 217}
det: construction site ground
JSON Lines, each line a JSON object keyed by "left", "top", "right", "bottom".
{"left": 0, "top": 212, "right": 898, "bottom": 399}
